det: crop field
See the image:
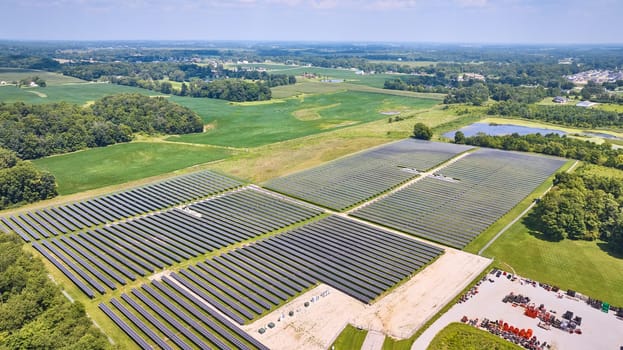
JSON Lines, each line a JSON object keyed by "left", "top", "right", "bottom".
{"left": 100, "top": 215, "right": 442, "bottom": 349}
{"left": 271, "top": 80, "right": 445, "bottom": 100}
{"left": 168, "top": 91, "right": 439, "bottom": 148}
{"left": 33, "top": 142, "right": 233, "bottom": 194}
{"left": 0, "top": 170, "right": 243, "bottom": 242}
{"left": 0, "top": 82, "right": 158, "bottom": 104}
{"left": 233, "top": 65, "right": 403, "bottom": 88}
{"left": 264, "top": 140, "right": 473, "bottom": 211}
{"left": 352, "top": 149, "right": 567, "bottom": 248}
{"left": 0, "top": 68, "right": 86, "bottom": 85}
{"left": 17, "top": 187, "right": 322, "bottom": 297}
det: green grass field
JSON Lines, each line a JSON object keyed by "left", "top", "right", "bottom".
{"left": 480, "top": 162, "right": 623, "bottom": 306}
{"left": 0, "top": 82, "right": 160, "bottom": 105}
{"left": 0, "top": 68, "right": 86, "bottom": 85}
{"left": 169, "top": 91, "right": 440, "bottom": 148}
{"left": 426, "top": 323, "right": 521, "bottom": 350}
{"left": 33, "top": 142, "right": 232, "bottom": 194}
{"left": 483, "top": 220, "right": 623, "bottom": 306}
{"left": 331, "top": 325, "right": 368, "bottom": 350}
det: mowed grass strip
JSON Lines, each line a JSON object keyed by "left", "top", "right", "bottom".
{"left": 331, "top": 324, "right": 368, "bottom": 350}
{"left": 169, "top": 91, "right": 440, "bottom": 148}
{"left": 33, "top": 142, "right": 232, "bottom": 195}
{"left": 426, "top": 322, "right": 522, "bottom": 350}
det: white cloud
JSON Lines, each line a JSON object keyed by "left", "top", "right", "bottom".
{"left": 455, "top": 0, "right": 488, "bottom": 7}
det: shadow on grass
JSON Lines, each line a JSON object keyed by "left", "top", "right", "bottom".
{"left": 596, "top": 241, "right": 623, "bottom": 259}
{"left": 523, "top": 211, "right": 564, "bottom": 243}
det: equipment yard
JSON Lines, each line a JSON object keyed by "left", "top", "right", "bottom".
{"left": 413, "top": 269, "right": 623, "bottom": 350}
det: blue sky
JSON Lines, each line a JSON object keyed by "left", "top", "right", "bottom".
{"left": 2, "top": 0, "right": 621, "bottom": 43}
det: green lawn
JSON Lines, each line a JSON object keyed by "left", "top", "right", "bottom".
{"left": 169, "top": 91, "right": 440, "bottom": 148}
{"left": 427, "top": 323, "right": 521, "bottom": 350}
{"left": 331, "top": 325, "right": 368, "bottom": 350}
{"left": 33, "top": 142, "right": 232, "bottom": 194}
{"left": 483, "top": 215, "right": 623, "bottom": 306}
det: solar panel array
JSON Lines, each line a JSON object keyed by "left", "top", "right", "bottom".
{"left": 352, "top": 149, "right": 567, "bottom": 248}
{"left": 33, "top": 188, "right": 323, "bottom": 297}
{"left": 0, "top": 170, "right": 243, "bottom": 242}
{"left": 170, "top": 215, "right": 443, "bottom": 325}
{"left": 99, "top": 214, "right": 441, "bottom": 349}
{"left": 264, "top": 140, "right": 473, "bottom": 211}
{"left": 100, "top": 280, "right": 269, "bottom": 350}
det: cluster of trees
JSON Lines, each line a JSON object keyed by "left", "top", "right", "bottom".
{"left": 458, "top": 132, "right": 623, "bottom": 169}
{"left": 184, "top": 79, "right": 272, "bottom": 101}
{"left": 383, "top": 77, "right": 451, "bottom": 94}
{"left": 0, "top": 233, "right": 109, "bottom": 349}
{"left": 413, "top": 123, "right": 433, "bottom": 140}
{"left": 0, "top": 95, "right": 202, "bottom": 159}
{"left": 92, "top": 94, "right": 203, "bottom": 134}
{"left": 443, "top": 83, "right": 490, "bottom": 106}
{"left": 487, "top": 101, "right": 623, "bottom": 128}
{"left": 0, "top": 147, "right": 56, "bottom": 209}
{"left": 530, "top": 172, "right": 623, "bottom": 251}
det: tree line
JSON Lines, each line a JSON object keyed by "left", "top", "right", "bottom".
{"left": 0, "top": 233, "right": 109, "bottom": 349}
{"left": 60, "top": 61, "right": 295, "bottom": 101}
{"left": 457, "top": 132, "right": 623, "bottom": 169}
{"left": 0, "top": 94, "right": 203, "bottom": 160}
{"left": 487, "top": 101, "right": 623, "bottom": 129}
{"left": 529, "top": 171, "right": 623, "bottom": 252}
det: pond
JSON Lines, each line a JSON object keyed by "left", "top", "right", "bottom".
{"left": 443, "top": 122, "right": 567, "bottom": 139}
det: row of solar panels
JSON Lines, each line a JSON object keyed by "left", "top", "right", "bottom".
{"left": 32, "top": 188, "right": 323, "bottom": 298}
{"left": 0, "top": 170, "right": 243, "bottom": 241}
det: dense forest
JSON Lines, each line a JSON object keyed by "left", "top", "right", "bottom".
{"left": 0, "top": 233, "right": 109, "bottom": 349}
{"left": 530, "top": 172, "right": 623, "bottom": 251}
{"left": 0, "top": 147, "right": 56, "bottom": 209}
{"left": 0, "top": 94, "right": 202, "bottom": 159}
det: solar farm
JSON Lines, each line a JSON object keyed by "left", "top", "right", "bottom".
{"left": 264, "top": 139, "right": 474, "bottom": 211}
{"left": 352, "top": 148, "right": 567, "bottom": 248}
{"left": 0, "top": 140, "right": 570, "bottom": 350}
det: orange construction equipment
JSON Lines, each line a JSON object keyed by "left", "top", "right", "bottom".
{"left": 525, "top": 303, "right": 539, "bottom": 318}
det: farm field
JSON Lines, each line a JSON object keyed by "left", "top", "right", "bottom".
{"left": 0, "top": 82, "right": 159, "bottom": 105}
{"left": 233, "top": 64, "right": 404, "bottom": 88}
{"left": 265, "top": 140, "right": 473, "bottom": 211}
{"left": 426, "top": 322, "right": 522, "bottom": 350}
{"left": 0, "top": 67, "right": 86, "bottom": 85}
{"left": 352, "top": 148, "right": 567, "bottom": 248}
{"left": 33, "top": 142, "right": 232, "bottom": 194}
{"left": 168, "top": 90, "right": 440, "bottom": 148}
{"left": 271, "top": 79, "right": 445, "bottom": 99}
